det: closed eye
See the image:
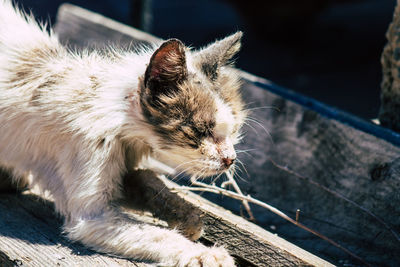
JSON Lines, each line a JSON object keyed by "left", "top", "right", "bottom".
{"left": 180, "top": 126, "right": 200, "bottom": 148}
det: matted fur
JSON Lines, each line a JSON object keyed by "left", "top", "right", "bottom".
{"left": 0, "top": 1, "right": 245, "bottom": 266}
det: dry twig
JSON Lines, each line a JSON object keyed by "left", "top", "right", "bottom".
{"left": 221, "top": 171, "right": 255, "bottom": 220}
{"left": 189, "top": 172, "right": 255, "bottom": 221}
{"left": 173, "top": 172, "right": 371, "bottom": 267}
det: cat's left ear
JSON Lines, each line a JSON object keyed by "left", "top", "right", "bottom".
{"left": 144, "top": 39, "right": 187, "bottom": 95}
{"left": 196, "top": 31, "right": 242, "bottom": 80}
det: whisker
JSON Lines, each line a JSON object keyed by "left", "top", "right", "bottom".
{"left": 242, "top": 121, "right": 261, "bottom": 135}
{"left": 236, "top": 148, "right": 257, "bottom": 153}
{"left": 243, "top": 101, "right": 257, "bottom": 108}
{"left": 244, "top": 106, "right": 280, "bottom": 113}
{"left": 211, "top": 172, "right": 224, "bottom": 185}
{"left": 244, "top": 117, "right": 274, "bottom": 145}
{"left": 169, "top": 165, "right": 199, "bottom": 182}
{"left": 231, "top": 164, "right": 243, "bottom": 175}
{"left": 235, "top": 159, "right": 250, "bottom": 181}
{"left": 236, "top": 149, "right": 257, "bottom": 158}
{"left": 245, "top": 117, "right": 269, "bottom": 133}
{"left": 234, "top": 172, "right": 246, "bottom": 185}
{"left": 230, "top": 165, "right": 247, "bottom": 183}
{"left": 191, "top": 169, "right": 209, "bottom": 186}
{"left": 167, "top": 159, "right": 204, "bottom": 181}
{"left": 172, "top": 159, "right": 203, "bottom": 171}
{"left": 235, "top": 132, "right": 246, "bottom": 142}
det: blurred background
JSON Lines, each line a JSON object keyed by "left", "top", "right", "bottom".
{"left": 15, "top": 0, "right": 396, "bottom": 120}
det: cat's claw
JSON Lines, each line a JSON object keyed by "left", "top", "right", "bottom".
{"left": 178, "top": 245, "right": 236, "bottom": 267}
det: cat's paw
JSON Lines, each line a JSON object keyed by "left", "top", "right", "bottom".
{"left": 179, "top": 245, "right": 235, "bottom": 267}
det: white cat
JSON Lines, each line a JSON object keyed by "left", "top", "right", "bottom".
{"left": 0, "top": 1, "right": 246, "bottom": 266}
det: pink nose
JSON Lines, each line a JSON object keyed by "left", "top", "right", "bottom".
{"left": 222, "top": 157, "right": 235, "bottom": 168}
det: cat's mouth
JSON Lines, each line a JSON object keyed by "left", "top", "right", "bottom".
{"left": 153, "top": 149, "right": 236, "bottom": 178}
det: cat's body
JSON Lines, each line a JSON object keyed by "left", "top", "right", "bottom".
{"left": 0, "top": 1, "right": 245, "bottom": 266}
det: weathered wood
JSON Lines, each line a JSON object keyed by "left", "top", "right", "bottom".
{"left": 53, "top": 3, "right": 400, "bottom": 266}
{"left": 381, "top": 0, "right": 400, "bottom": 132}
{"left": 0, "top": 172, "right": 332, "bottom": 267}
{"left": 236, "top": 79, "right": 400, "bottom": 266}
{"left": 54, "top": 3, "right": 159, "bottom": 49}
{"left": 123, "top": 170, "right": 332, "bottom": 267}
{"left": 0, "top": 192, "right": 149, "bottom": 266}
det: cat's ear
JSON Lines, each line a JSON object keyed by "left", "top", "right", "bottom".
{"left": 144, "top": 39, "right": 187, "bottom": 94}
{"left": 197, "top": 31, "right": 242, "bottom": 80}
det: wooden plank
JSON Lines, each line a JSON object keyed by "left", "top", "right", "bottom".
{"left": 54, "top": 3, "right": 159, "bottom": 49}
{"left": 235, "top": 79, "right": 400, "bottom": 266}
{"left": 53, "top": 3, "right": 400, "bottom": 266}
{"left": 381, "top": 0, "right": 400, "bottom": 132}
{"left": 0, "top": 169, "right": 331, "bottom": 267}
{"left": 123, "top": 170, "right": 333, "bottom": 267}
{"left": 0, "top": 192, "right": 149, "bottom": 266}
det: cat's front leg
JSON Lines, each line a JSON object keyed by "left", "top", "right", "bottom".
{"left": 123, "top": 169, "right": 204, "bottom": 241}
{"left": 59, "top": 158, "right": 235, "bottom": 266}
{"left": 65, "top": 208, "right": 235, "bottom": 266}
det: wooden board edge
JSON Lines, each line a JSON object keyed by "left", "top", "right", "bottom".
{"left": 159, "top": 176, "right": 335, "bottom": 267}
{"left": 56, "top": 3, "right": 160, "bottom": 44}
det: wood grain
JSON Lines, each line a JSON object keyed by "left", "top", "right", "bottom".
{"left": 123, "top": 170, "right": 332, "bottom": 266}
{"left": 235, "top": 80, "right": 400, "bottom": 266}
{"left": 381, "top": 0, "right": 400, "bottom": 132}
{"left": 0, "top": 192, "right": 149, "bottom": 266}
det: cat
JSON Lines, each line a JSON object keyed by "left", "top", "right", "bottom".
{"left": 0, "top": 0, "right": 246, "bottom": 266}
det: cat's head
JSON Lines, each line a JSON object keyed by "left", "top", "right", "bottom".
{"left": 140, "top": 32, "right": 245, "bottom": 177}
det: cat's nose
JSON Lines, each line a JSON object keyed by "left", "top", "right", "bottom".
{"left": 222, "top": 157, "right": 235, "bottom": 168}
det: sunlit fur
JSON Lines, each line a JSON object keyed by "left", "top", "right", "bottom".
{"left": 0, "top": 1, "right": 245, "bottom": 266}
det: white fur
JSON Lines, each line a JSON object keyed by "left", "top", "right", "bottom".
{"left": 0, "top": 1, "right": 236, "bottom": 266}
{"left": 214, "top": 98, "right": 235, "bottom": 139}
